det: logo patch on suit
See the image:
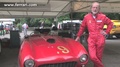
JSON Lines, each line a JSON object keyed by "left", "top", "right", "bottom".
{"left": 97, "top": 20, "right": 102, "bottom": 23}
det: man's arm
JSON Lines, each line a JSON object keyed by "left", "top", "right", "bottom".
{"left": 75, "top": 17, "right": 87, "bottom": 41}
{"left": 105, "top": 17, "right": 113, "bottom": 34}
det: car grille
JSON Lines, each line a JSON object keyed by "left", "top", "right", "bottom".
{"left": 38, "top": 61, "right": 76, "bottom": 67}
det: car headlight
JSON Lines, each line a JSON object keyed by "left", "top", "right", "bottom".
{"left": 80, "top": 54, "right": 88, "bottom": 63}
{"left": 24, "top": 59, "right": 35, "bottom": 67}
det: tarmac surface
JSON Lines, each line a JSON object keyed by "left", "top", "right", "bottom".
{"left": 0, "top": 31, "right": 120, "bottom": 67}
{"left": 84, "top": 38, "right": 120, "bottom": 67}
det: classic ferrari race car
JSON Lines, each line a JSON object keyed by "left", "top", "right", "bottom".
{"left": 18, "top": 29, "right": 88, "bottom": 67}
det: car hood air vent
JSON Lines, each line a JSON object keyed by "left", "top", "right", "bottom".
{"left": 47, "top": 38, "right": 55, "bottom": 43}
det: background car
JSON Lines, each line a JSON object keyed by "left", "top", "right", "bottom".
{"left": 18, "top": 29, "right": 88, "bottom": 67}
{"left": 58, "top": 22, "right": 88, "bottom": 44}
{"left": 104, "top": 20, "right": 120, "bottom": 38}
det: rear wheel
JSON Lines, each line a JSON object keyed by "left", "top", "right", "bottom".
{"left": 115, "top": 35, "right": 120, "bottom": 38}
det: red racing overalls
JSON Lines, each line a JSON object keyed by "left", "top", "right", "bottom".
{"left": 77, "top": 12, "right": 113, "bottom": 67}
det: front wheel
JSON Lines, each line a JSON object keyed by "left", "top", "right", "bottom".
{"left": 106, "top": 34, "right": 113, "bottom": 39}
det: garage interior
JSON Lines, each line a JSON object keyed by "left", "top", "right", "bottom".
{"left": 0, "top": 0, "right": 120, "bottom": 18}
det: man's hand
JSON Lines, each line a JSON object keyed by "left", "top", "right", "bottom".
{"left": 100, "top": 30, "right": 107, "bottom": 37}
{"left": 75, "top": 36, "right": 80, "bottom": 41}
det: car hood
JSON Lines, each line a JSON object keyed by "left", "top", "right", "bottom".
{"left": 27, "top": 35, "right": 86, "bottom": 62}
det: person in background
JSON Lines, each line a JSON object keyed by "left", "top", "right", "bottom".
{"left": 50, "top": 23, "right": 58, "bottom": 35}
{"left": 0, "top": 22, "right": 4, "bottom": 36}
{"left": 17, "top": 21, "right": 22, "bottom": 32}
{"left": 4, "top": 24, "right": 10, "bottom": 34}
{"left": 22, "top": 23, "right": 28, "bottom": 37}
{"left": 51, "top": 23, "right": 55, "bottom": 28}
{"left": 12, "top": 25, "right": 16, "bottom": 30}
{"left": 75, "top": 2, "right": 113, "bottom": 67}
{"left": 39, "top": 22, "right": 44, "bottom": 29}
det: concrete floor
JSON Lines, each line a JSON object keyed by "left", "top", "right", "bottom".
{"left": 0, "top": 48, "right": 19, "bottom": 67}
{"left": 0, "top": 32, "right": 120, "bottom": 67}
{"left": 0, "top": 31, "right": 33, "bottom": 67}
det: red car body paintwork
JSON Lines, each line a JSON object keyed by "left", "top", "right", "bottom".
{"left": 18, "top": 32, "right": 88, "bottom": 67}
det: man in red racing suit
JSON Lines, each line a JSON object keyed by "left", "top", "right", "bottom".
{"left": 75, "top": 2, "right": 113, "bottom": 67}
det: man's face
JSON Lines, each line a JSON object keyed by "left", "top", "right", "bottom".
{"left": 91, "top": 3, "right": 100, "bottom": 15}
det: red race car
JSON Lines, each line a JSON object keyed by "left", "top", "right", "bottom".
{"left": 18, "top": 29, "right": 88, "bottom": 67}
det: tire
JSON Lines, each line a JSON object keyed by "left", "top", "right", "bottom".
{"left": 106, "top": 34, "right": 113, "bottom": 39}
{"left": 115, "top": 35, "right": 120, "bottom": 38}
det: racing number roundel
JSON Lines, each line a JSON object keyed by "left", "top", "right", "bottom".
{"left": 57, "top": 46, "right": 69, "bottom": 54}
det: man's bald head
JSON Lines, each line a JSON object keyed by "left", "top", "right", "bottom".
{"left": 91, "top": 2, "right": 100, "bottom": 15}
{"left": 92, "top": 2, "right": 100, "bottom": 8}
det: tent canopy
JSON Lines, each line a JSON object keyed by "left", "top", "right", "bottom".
{"left": 0, "top": 0, "right": 120, "bottom": 18}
